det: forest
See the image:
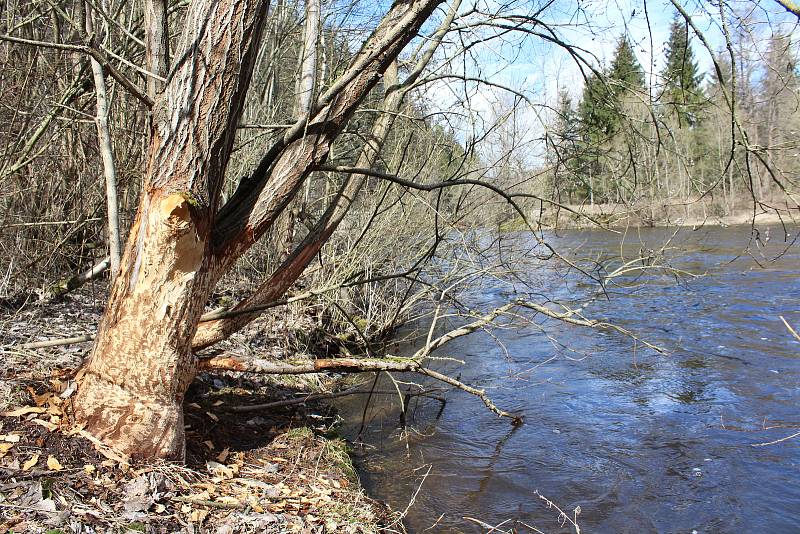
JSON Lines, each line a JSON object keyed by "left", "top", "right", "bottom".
{"left": 0, "top": 0, "right": 799, "bottom": 531}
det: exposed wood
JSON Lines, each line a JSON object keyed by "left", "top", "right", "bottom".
{"left": 73, "top": 0, "right": 272, "bottom": 460}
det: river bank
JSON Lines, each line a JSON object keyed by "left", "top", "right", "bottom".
{"left": 502, "top": 201, "right": 799, "bottom": 231}
{"left": 0, "top": 291, "right": 404, "bottom": 533}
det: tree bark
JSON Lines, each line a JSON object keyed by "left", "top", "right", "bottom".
{"left": 85, "top": 1, "right": 122, "bottom": 278}
{"left": 73, "top": 0, "right": 270, "bottom": 460}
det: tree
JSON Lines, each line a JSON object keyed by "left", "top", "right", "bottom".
{"left": 548, "top": 90, "right": 586, "bottom": 201}
{"left": 574, "top": 35, "right": 646, "bottom": 204}
{"left": 660, "top": 13, "right": 705, "bottom": 127}
{"left": 757, "top": 33, "right": 800, "bottom": 193}
{"left": 72, "top": 0, "right": 445, "bottom": 460}
{"left": 608, "top": 35, "right": 646, "bottom": 96}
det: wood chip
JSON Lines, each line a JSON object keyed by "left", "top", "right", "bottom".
{"left": 47, "top": 455, "right": 63, "bottom": 471}
{"left": 1, "top": 406, "right": 46, "bottom": 417}
{"left": 22, "top": 454, "right": 39, "bottom": 471}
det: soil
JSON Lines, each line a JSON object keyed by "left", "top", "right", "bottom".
{"left": 0, "top": 289, "right": 404, "bottom": 533}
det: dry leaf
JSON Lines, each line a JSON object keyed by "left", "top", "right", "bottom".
{"left": 212, "top": 400, "right": 224, "bottom": 407}
{"left": 0, "top": 434, "right": 21, "bottom": 443}
{"left": 155, "top": 503, "right": 166, "bottom": 513}
{"left": 22, "top": 454, "right": 39, "bottom": 471}
{"left": 32, "top": 391, "right": 52, "bottom": 407}
{"left": 47, "top": 456, "right": 63, "bottom": 471}
{"left": 203, "top": 440, "right": 214, "bottom": 450}
{"left": 205, "top": 412, "right": 219, "bottom": 422}
{"left": 31, "top": 418, "right": 57, "bottom": 431}
{"left": 190, "top": 508, "right": 209, "bottom": 523}
{"left": 0, "top": 443, "right": 14, "bottom": 456}
{"left": 216, "top": 447, "right": 230, "bottom": 462}
{"left": 1, "top": 406, "right": 46, "bottom": 417}
{"left": 83, "top": 464, "right": 96, "bottom": 474}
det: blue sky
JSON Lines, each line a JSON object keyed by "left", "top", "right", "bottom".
{"left": 405, "top": 0, "right": 800, "bottom": 164}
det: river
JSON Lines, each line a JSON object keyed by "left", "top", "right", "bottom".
{"left": 336, "top": 225, "right": 800, "bottom": 533}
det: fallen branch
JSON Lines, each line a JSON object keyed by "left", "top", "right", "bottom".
{"left": 752, "top": 430, "right": 800, "bottom": 447}
{"left": 198, "top": 355, "right": 522, "bottom": 423}
{"left": 779, "top": 315, "right": 800, "bottom": 342}
{"left": 515, "top": 299, "right": 667, "bottom": 354}
{"left": 19, "top": 334, "right": 95, "bottom": 350}
{"left": 48, "top": 257, "right": 111, "bottom": 300}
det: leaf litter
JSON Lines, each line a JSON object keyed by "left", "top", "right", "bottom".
{"left": 0, "top": 287, "right": 405, "bottom": 533}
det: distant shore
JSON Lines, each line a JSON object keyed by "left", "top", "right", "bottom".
{"left": 513, "top": 202, "right": 800, "bottom": 231}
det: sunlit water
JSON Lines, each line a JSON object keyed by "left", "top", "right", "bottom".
{"left": 336, "top": 225, "right": 800, "bottom": 533}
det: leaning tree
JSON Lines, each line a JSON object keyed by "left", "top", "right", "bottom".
{"left": 72, "top": 0, "right": 447, "bottom": 459}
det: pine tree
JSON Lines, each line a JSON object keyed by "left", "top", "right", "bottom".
{"left": 549, "top": 90, "right": 587, "bottom": 200}
{"left": 660, "top": 13, "right": 705, "bottom": 127}
{"left": 609, "top": 35, "right": 645, "bottom": 94}
{"left": 578, "top": 36, "right": 646, "bottom": 140}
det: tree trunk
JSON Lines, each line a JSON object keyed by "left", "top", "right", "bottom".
{"left": 73, "top": 0, "right": 270, "bottom": 460}
{"left": 72, "top": 0, "right": 443, "bottom": 460}
{"left": 73, "top": 192, "right": 213, "bottom": 459}
{"left": 85, "top": 0, "right": 122, "bottom": 278}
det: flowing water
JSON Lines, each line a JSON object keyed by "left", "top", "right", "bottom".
{"left": 336, "top": 225, "right": 800, "bottom": 533}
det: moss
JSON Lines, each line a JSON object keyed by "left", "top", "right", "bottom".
{"left": 353, "top": 316, "right": 369, "bottom": 332}
{"left": 181, "top": 191, "right": 202, "bottom": 209}
{"left": 498, "top": 216, "right": 528, "bottom": 232}
{"left": 285, "top": 426, "right": 315, "bottom": 442}
{"left": 322, "top": 438, "right": 357, "bottom": 481}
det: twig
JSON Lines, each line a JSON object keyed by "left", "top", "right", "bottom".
{"left": 170, "top": 496, "right": 242, "bottom": 509}
{"left": 0, "top": 33, "right": 153, "bottom": 107}
{"left": 19, "top": 334, "right": 95, "bottom": 350}
{"left": 535, "top": 489, "right": 581, "bottom": 534}
{"left": 752, "top": 430, "right": 800, "bottom": 447}
{"left": 779, "top": 316, "right": 800, "bottom": 342}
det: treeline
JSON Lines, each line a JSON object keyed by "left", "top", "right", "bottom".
{"left": 545, "top": 13, "right": 800, "bottom": 222}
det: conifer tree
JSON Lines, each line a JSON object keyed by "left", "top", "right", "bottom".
{"left": 660, "top": 13, "right": 704, "bottom": 127}
{"left": 609, "top": 35, "right": 646, "bottom": 94}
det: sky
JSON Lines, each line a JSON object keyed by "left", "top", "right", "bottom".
{"left": 405, "top": 0, "right": 800, "bottom": 165}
